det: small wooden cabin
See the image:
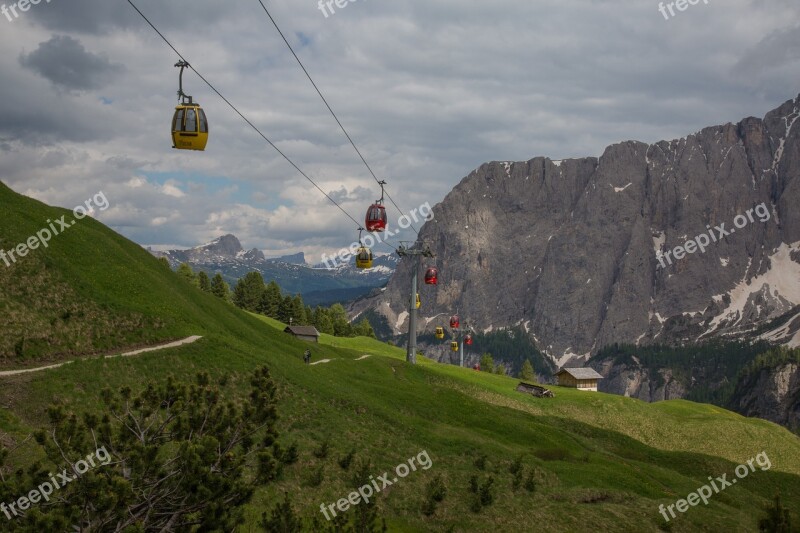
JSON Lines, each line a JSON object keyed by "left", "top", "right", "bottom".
{"left": 555, "top": 368, "right": 604, "bottom": 391}
{"left": 283, "top": 325, "right": 320, "bottom": 343}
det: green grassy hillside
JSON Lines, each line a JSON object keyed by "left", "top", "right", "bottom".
{"left": 0, "top": 182, "right": 798, "bottom": 532}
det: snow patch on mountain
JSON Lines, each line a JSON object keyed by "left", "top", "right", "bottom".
{"left": 707, "top": 242, "right": 800, "bottom": 333}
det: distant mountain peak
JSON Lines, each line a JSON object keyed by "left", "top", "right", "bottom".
{"left": 241, "top": 247, "right": 266, "bottom": 262}
{"left": 200, "top": 234, "right": 243, "bottom": 257}
{"left": 269, "top": 252, "right": 306, "bottom": 265}
{"left": 147, "top": 235, "right": 394, "bottom": 300}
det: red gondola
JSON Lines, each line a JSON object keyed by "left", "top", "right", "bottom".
{"left": 465, "top": 334, "right": 473, "bottom": 345}
{"left": 365, "top": 180, "right": 388, "bottom": 232}
{"left": 365, "top": 203, "right": 387, "bottom": 232}
{"left": 424, "top": 267, "right": 439, "bottom": 285}
{"left": 450, "top": 315, "right": 459, "bottom": 329}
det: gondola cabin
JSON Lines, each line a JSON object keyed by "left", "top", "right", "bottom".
{"left": 450, "top": 341, "right": 459, "bottom": 352}
{"left": 172, "top": 103, "right": 209, "bottom": 151}
{"left": 365, "top": 204, "right": 387, "bottom": 232}
{"left": 416, "top": 293, "right": 421, "bottom": 309}
{"left": 355, "top": 246, "right": 373, "bottom": 269}
{"left": 424, "top": 267, "right": 438, "bottom": 285}
{"left": 449, "top": 315, "right": 459, "bottom": 329}
{"left": 465, "top": 334, "right": 473, "bottom": 345}
{"left": 435, "top": 327, "right": 445, "bottom": 339}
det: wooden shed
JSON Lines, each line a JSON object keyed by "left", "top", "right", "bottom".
{"left": 516, "top": 382, "right": 555, "bottom": 398}
{"left": 283, "top": 325, "right": 320, "bottom": 343}
{"left": 555, "top": 368, "right": 604, "bottom": 391}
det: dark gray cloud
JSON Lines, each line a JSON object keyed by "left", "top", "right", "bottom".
{"left": 19, "top": 35, "right": 122, "bottom": 91}
{"left": 734, "top": 25, "right": 800, "bottom": 78}
{"left": 25, "top": 0, "right": 231, "bottom": 35}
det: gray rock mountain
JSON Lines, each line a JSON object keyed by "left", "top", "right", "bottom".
{"left": 352, "top": 94, "right": 800, "bottom": 368}
{"left": 271, "top": 252, "right": 306, "bottom": 265}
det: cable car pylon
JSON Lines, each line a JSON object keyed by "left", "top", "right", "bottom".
{"left": 444, "top": 311, "right": 472, "bottom": 368}
{"left": 397, "top": 241, "right": 435, "bottom": 365}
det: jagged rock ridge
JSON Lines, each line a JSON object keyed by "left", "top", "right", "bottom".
{"left": 353, "top": 94, "right": 800, "bottom": 367}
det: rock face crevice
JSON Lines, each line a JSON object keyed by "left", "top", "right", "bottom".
{"left": 352, "top": 94, "right": 800, "bottom": 366}
{"left": 730, "top": 363, "right": 800, "bottom": 429}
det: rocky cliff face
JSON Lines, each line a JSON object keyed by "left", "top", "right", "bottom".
{"left": 352, "top": 95, "right": 800, "bottom": 368}
{"left": 730, "top": 363, "right": 800, "bottom": 429}
{"left": 593, "top": 358, "right": 687, "bottom": 401}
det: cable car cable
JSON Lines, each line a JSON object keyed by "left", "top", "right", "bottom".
{"left": 254, "top": 0, "right": 420, "bottom": 235}
{"left": 126, "top": 0, "right": 398, "bottom": 255}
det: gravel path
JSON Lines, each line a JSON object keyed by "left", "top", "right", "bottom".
{"left": 0, "top": 336, "right": 203, "bottom": 378}
{"left": 310, "top": 354, "right": 372, "bottom": 366}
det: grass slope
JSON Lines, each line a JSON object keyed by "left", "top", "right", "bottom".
{"left": 0, "top": 182, "right": 798, "bottom": 532}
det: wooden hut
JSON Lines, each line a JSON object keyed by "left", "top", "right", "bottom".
{"left": 554, "top": 368, "right": 603, "bottom": 391}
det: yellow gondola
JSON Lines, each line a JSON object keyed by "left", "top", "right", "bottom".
{"left": 171, "top": 60, "right": 209, "bottom": 151}
{"left": 450, "top": 341, "right": 459, "bottom": 352}
{"left": 416, "top": 293, "right": 421, "bottom": 309}
{"left": 355, "top": 246, "right": 373, "bottom": 269}
{"left": 435, "top": 327, "right": 444, "bottom": 339}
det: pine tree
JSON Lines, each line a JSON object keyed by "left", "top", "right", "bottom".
{"left": 259, "top": 281, "right": 283, "bottom": 318}
{"left": 759, "top": 493, "right": 793, "bottom": 532}
{"left": 260, "top": 492, "right": 302, "bottom": 532}
{"left": 197, "top": 271, "right": 211, "bottom": 292}
{"left": 276, "top": 296, "right": 293, "bottom": 324}
{"left": 291, "top": 295, "right": 307, "bottom": 325}
{"left": 519, "top": 359, "right": 535, "bottom": 381}
{"left": 312, "top": 307, "right": 334, "bottom": 335}
{"left": 233, "top": 271, "right": 266, "bottom": 311}
{"left": 329, "top": 304, "right": 352, "bottom": 337}
{"left": 177, "top": 262, "right": 197, "bottom": 285}
{"left": 480, "top": 353, "right": 494, "bottom": 373}
{"left": 355, "top": 318, "right": 376, "bottom": 338}
{"left": 4, "top": 368, "right": 282, "bottom": 530}
{"left": 210, "top": 273, "right": 230, "bottom": 300}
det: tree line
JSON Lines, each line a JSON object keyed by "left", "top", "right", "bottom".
{"left": 592, "top": 340, "right": 774, "bottom": 406}
{"left": 166, "top": 260, "right": 375, "bottom": 338}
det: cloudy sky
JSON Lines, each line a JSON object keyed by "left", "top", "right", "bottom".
{"left": 0, "top": 0, "right": 798, "bottom": 263}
